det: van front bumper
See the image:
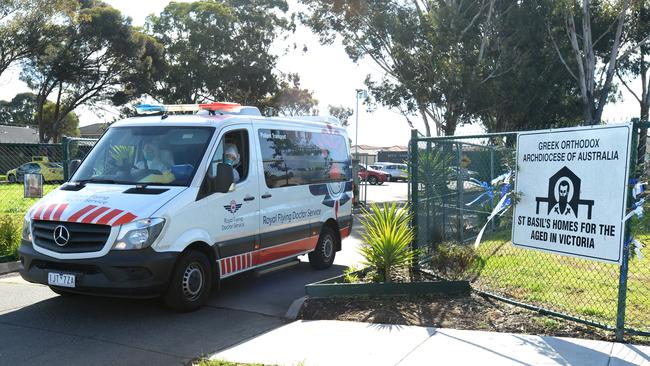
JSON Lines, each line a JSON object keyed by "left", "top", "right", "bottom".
{"left": 18, "top": 240, "right": 178, "bottom": 298}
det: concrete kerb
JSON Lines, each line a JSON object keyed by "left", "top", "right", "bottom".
{"left": 0, "top": 260, "right": 20, "bottom": 275}
{"left": 285, "top": 296, "right": 308, "bottom": 320}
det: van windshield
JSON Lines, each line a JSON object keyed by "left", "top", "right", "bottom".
{"left": 72, "top": 126, "right": 214, "bottom": 186}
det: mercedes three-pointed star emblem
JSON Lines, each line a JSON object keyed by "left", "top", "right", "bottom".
{"left": 53, "top": 225, "right": 70, "bottom": 247}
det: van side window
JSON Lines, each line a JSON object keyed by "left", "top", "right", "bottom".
{"left": 208, "top": 129, "right": 249, "bottom": 183}
{"left": 258, "top": 128, "right": 351, "bottom": 188}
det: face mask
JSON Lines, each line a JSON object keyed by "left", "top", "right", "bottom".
{"left": 144, "top": 150, "right": 154, "bottom": 161}
{"left": 224, "top": 158, "right": 234, "bottom": 166}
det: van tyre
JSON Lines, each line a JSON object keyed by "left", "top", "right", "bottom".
{"left": 309, "top": 226, "right": 337, "bottom": 269}
{"left": 8, "top": 174, "right": 15, "bottom": 183}
{"left": 163, "top": 249, "right": 212, "bottom": 312}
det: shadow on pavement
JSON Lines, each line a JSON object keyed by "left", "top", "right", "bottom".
{"left": 213, "top": 262, "right": 348, "bottom": 317}
{"left": 0, "top": 262, "right": 348, "bottom": 366}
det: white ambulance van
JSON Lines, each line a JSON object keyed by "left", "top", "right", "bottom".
{"left": 18, "top": 103, "right": 353, "bottom": 311}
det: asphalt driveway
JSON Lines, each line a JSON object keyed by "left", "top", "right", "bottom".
{"left": 0, "top": 219, "right": 365, "bottom": 366}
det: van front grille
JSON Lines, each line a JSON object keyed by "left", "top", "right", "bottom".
{"left": 32, "top": 220, "right": 111, "bottom": 253}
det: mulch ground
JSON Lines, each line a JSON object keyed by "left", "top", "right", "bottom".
{"left": 298, "top": 292, "right": 649, "bottom": 345}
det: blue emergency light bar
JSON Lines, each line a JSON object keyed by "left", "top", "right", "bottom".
{"left": 134, "top": 102, "right": 260, "bottom": 117}
{"left": 134, "top": 104, "right": 166, "bottom": 114}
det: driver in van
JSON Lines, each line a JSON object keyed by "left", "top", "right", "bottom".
{"left": 135, "top": 142, "right": 175, "bottom": 183}
{"left": 136, "top": 142, "right": 170, "bottom": 172}
{"left": 224, "top": 143, "right": 241, "bottom": 183}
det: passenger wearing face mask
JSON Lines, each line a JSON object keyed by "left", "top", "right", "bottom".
{"left": 224, "top": 143, "right": 241, "bottom": 183}
{"left": 136, "top": 143, "right": 170, "bottom": 172}
{"left": 135, "top": 142, "right": 175, "bottom": 183}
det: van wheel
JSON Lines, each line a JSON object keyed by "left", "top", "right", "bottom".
{"left": 8, "top": 175, "right": 16, "bottom": 183}
{"left": 368, "top": 176, "right": 378, "bottom": 185}
{"left": 163, "top": 249, "right": 212, "bottom": 312}
{"left": 309, "top": 226, "right": 337, "bottom": 269}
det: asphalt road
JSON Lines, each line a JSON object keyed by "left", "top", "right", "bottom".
{"left": 0, "top": 218, "right": 366, "bottom": 366}
{"left": 360, "top": 181, "right": 409, "bottom": 205}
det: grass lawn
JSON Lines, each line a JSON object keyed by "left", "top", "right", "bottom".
{"left": 193, "top": 360, "right": 269, "bottom": 366}
{"left": 474, "top": 228, "right": 650, "bottom": 332}
{"left": 0, "top": 183, "right": 59, "bottom": 220}
{"left": 0, "top": 183, "right": 60, "bottom": 257}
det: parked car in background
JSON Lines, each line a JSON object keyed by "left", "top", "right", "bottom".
{"left": 374, "top": 162, "right": 408, "bottom": 182}
{"left": 448, "top": 166, "right": 479, "bottom": 181}
{"left": 6, "top": 157, "right": 63, "bottom": 183}
{"left": 358, "top": 164, "right": 389, "bottom": 185}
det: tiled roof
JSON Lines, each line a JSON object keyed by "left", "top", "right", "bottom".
{"left": 0, "top": 125, "right": 39, "bottom": 143}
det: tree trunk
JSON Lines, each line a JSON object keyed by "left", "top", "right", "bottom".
{"left": 36, "top": 96, "right": 46, "bottom": 143}
{"left": 637, "top": 58, "right": 649, "bottom": 167}
{"left": 639, "top": 103, "right": 649, "bottom": 168}
{"left": 418, "top": 105, "right": 432, "bottom": 137}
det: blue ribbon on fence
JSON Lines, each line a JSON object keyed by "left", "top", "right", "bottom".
{"left": 465, "top": 179, "right": 494, "bottom": 207}
{"left": 465, "top": 178, "right": 512, "bottom": 209}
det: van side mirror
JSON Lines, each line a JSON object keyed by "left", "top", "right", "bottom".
{"left": 68, "top": 159, "right": 81, "bottom": 179}
{"left": 213, "top": 163, "right": 234, "bottom": 193}
{"left": 199, "top": 163, "right": 234, "bottom": 200}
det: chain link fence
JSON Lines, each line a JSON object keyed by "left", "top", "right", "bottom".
{"left": 409, "top": 121, "right": 650, "bottom": 341}
{"left": 0, "top": 137, "right": 97, "bottom": 259}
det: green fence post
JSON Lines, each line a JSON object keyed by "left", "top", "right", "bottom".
{"left": 490, "top": 147, "right": 496, "bottom": 232}
{"left": 615, "top": 122, "right": 638, "bottom": 341}
{"left": 456, "top": 142, "right": 464, "bottom": 243}
{"left": 62, "top": 136, "right": 69, "bottom": 181}
{"left": 410, "top": 129, "right": 419, "bottom": 258}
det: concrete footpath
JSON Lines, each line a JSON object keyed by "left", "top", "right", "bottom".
{"left": 211, "top": 320, "right": 650, "bottom": 366}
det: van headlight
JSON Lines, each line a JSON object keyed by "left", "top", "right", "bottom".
{"left": 22, "top": 215, "right": 32, "bottom": 242}
{"left": 113, "top": 218, "right": 165, "bottom": 250}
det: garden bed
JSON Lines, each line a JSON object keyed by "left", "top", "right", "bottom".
{"left": 0, "top": 254, "right": 15, "bottom": 263}
{"left": 305, "top": 267, "right": 469, "bottom": 297}
{"left": 298, "top": 291, "right": 649, "bottom": 344}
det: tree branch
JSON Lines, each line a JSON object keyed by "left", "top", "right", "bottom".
{"left": 548, "top": 23, "right": 578, "bottom": 81}
{"left": 616, "top": 69, "right": 641, "bottom": 103}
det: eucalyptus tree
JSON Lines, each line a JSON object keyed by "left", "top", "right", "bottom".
{"left": 20, "top": 0, "right": 164, "bottom": 142}
{"left": 300, "top": 0, "right": 515, "bottom": 136}
{"left": 145, "top": 0, "right": 291, "bottom": 106}
{"left": 328, "top": 105, "right": 353, "bottom": 126}
{"left": 548, "top": 0, "right": 650, "bottom": 124}
{"left": 0, "top": 0, "right": 71, "bottom": 78}
{"left": 266, "top": 73, "right": 319, "bottom": 116}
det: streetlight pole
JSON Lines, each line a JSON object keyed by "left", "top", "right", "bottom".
{"left": 355, "top": 89, "right": 367, "bottom": 156}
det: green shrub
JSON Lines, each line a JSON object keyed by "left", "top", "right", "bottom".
{"left": 358, "top": 202, "right": 415, "bottom": 283}
{"left": 0, "top": 215, "right": 20, "bottom": 258}
{"left": 430, "top": 242, "right": 481, "bottom": 280}
{"left": 343, "top": 265, "right": 360, "bottom": 283}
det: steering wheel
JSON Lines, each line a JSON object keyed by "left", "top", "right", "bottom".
{"left": 132, "top": 169, "right": 162, "bottom": 181}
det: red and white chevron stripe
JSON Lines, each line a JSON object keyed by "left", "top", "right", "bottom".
{"left": 219, "top": 252, "right": 253, "bottom": 277}
{"left": 30, "top": 203, "right": 137, "bottom": 227}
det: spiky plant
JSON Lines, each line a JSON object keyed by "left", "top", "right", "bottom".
{"left": 359, "top": 202, "right": 415, "bottom": 283}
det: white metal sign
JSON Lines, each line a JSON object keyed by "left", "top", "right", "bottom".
{"left": 512, "top": 124, "right": 632, "bottom": 264}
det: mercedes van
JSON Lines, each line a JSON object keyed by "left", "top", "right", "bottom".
{"left": 18, "top": 103, "right": 353, "bottom": 311}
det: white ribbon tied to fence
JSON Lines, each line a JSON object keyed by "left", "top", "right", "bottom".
{"left": 633, "top": 239, "right": 644, "bottom": 261}
{"left": 624, "top": 198, "right": 645, "bottom": 222}
{"left": 474, "top": 192, "right": 512, "bottom": 248}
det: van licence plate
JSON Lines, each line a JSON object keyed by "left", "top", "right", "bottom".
{"left": 47, "top": 272, "right": 75, "bottom": 288}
